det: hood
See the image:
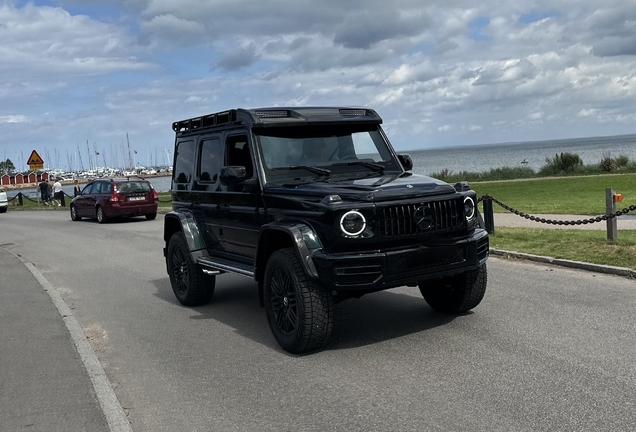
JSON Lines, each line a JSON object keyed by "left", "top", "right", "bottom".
{"left": 264, "top": 173, "right": 456, "bottom": 202}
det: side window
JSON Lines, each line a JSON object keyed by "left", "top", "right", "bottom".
{"left": 96, "top": 182, "right": 111, "bottom": 194}
{"left": 174, "top": 140, "right": 195, "bottom": 190}
{"left": 198, "top": 137, "right": 222, "bottom": 183}
{"left": 225, "top": 134, "right": 253, "bottom": 179}
{"left": 83, "top": 183, "right": 95, "bottom": 194}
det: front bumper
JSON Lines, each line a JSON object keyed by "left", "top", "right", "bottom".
{"left": 312, "top": 229, "right": 489, "bottom": 292}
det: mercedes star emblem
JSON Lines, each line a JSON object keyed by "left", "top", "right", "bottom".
{"left": 413, "top": 205, "right": 434, "bottom": 230}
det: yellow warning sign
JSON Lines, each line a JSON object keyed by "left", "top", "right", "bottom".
{"left": 27, "top": 150, "right": 44, "bottom": 170}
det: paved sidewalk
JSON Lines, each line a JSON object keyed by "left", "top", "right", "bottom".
{"left": 493, "top": 213, "right": 636, "bottom": 230}
{"left": 0, "top": 248, "right": 111, "bottom": 432}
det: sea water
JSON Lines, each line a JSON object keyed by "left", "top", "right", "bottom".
{"left": 407, "top": 134, "right": 636, "bottom": 176}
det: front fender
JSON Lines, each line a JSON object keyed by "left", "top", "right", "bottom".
{"left": 255, "top": 221, "right": 323, "bottom": 281}
{"left": 163, "top": 210, "right": 208, "bottom": 261}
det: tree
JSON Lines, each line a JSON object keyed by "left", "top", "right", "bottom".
{"left": 0, "top": 159, "right": 15, "bottom": 174}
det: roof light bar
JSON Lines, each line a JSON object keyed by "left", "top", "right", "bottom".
{"left": 255, "top": 110, "right": 289, "bottom": 118}
{"left": 339, "top": 109, "right": 367, "bottom": 116}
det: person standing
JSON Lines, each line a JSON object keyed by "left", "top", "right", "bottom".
{"left": 52, "top": 178, "right": 63, "bottom": 207}
{"left": 46, "top": 180, "right": 54, "bottom": 205}
{"left": 38, "top": 179, "right": 49, "bottom": 206}
{"left": 73, "top": 179, "right": 81, "bottom": 197}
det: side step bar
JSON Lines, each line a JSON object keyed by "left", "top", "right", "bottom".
{"left": 197, "top": 257, "right": 254, "bottom": 278}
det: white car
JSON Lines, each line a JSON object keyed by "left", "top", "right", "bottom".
{"left": 0, "top": 188, "right": 7, "bottom": 213}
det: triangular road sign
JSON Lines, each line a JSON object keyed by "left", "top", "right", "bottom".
{"left": 27, "top": 150, "right": 44, "bottom": 165}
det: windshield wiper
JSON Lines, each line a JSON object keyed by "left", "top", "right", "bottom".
{"left": 333, "top": 161, "right": 385, "bottom": 172}
{"left": 272, "top": 165, "right": 331, "bottom": 176}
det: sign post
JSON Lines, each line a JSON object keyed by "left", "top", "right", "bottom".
{"left": 27, "top": 150, "right": 44, "bottom": 170}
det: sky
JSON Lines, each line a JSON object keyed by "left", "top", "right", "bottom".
{"left": 1, "top": 0, "right": 635, "bottom": 171}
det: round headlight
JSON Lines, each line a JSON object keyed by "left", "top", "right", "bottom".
{"left": 340, "top": 210, "right": 366, "bottom": 236}
{"left": 464, "top": 197, "right": 475, "bottom": 220}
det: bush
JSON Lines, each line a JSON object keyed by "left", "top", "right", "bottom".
{"left": 599, "top": 153, "right": 630, "bottom": 172}
{"left": 430, "top": 166, "right": 536, "bottom": 183}
{"left": 600, "top": 156, "right": 616, "bottom": 172}
{"left": 615, "top": 155, "right": 630, "bottom": 168}
{"left": 539, "top": 152, "right": 583, "bottom": 175}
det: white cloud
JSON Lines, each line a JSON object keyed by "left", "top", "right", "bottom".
{"left": 0, "top": 0, "right": 635, "bottom": 167}
{"left": 0, "top": 3, "right": 150, "bottom": 79}
{"left": 0, "top": 115, "right": 28, "bottom": 123}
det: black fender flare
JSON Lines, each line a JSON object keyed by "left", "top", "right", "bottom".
{"left": 163, "top": 209, "right": 208, "bottom": 263}
{"left": 255, "top": 221, "right": 323, "bottom": 283}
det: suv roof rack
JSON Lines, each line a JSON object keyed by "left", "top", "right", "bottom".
{"left": 172, "top": 110, "right": 238, "bottom": 132}
{"left": 172, "top": 107, "right": 383, "bottom": 134}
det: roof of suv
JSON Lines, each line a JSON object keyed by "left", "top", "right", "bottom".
{"left": 173, "top": 106, "right": 383, "bottom": 136}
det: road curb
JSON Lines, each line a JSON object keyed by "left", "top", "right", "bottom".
{"left": 2, "top": 247, "right": 133, "bottom": 432}
{"left": 490, "top": 249, "right": 636, "bottom": 278}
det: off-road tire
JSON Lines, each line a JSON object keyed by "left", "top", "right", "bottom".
{"left": 419, "top": 264, "right": 487, "bottom": 314}
{"left": 70, "top": 205, "right": 81, "bottom": 221}
{"left": 264, "top": 248, "right": 337, "bottom": 353}
{"left": 145, "top": 212, "right": 157, "bottom": 220}
{"left": 96, "top": 206, "right": 108, "bottom": 224}
{"left": 167, "top": 232, "right": 215, "bottom": 306}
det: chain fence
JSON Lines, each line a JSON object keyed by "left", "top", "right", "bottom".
{"left": 477, "top": 194, "right": 636, "bottom": 226}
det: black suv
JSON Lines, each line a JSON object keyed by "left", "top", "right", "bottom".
{"left": 163, "top": 107, "right": 489, "bottom": 353}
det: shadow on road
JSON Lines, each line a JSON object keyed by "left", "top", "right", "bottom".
{"left": 151, "top": 276, "right": 457, "bottom": 353}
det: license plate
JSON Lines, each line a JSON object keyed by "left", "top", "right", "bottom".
{"left": 128, "top": 196, "right": 145, "bottom": 201}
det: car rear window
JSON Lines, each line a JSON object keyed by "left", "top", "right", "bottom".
{"left": 118, "top": 182, "right": 151, "bottom": 193}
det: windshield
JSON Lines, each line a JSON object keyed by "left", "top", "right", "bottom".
{"left": 255, "top": 125, "right": 401, "bottom": 183}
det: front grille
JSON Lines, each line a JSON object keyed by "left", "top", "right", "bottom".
{"left": 378, "top": 198, "right": 464, "bottom": 237}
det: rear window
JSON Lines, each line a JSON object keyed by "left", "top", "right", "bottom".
{"left": 117, "top": 182, "right": 152, "bottom": 193}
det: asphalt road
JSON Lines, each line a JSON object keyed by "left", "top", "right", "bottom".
{"left": 1, "top": 210, "right": 635, "bottom": 432}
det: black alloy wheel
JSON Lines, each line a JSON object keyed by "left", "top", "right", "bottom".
{"left": 269, "top": 266, "right": 299, "bottom": 335}
{"left": 167, "top": 232, "right": 215, "bottom": 306}
{"left": 264, "top": 248, "right": 337, "bottom": 353}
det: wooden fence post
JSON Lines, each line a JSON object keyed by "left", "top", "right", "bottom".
{"left": 606, "top": 188, "right": 617, "bottom": 241}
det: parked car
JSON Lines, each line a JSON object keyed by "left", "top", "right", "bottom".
{"left": 163, "top": 107, "right": 489, "bottom": 353}
{"left": 0, "top": 188, "right": 7, "bottom": 213}
{"left": 70, "top": 178, "right": 158, "bottom": 223}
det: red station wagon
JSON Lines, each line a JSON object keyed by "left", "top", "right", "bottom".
{"left": 70, "top": 178, "right": 158, "bottom": 223}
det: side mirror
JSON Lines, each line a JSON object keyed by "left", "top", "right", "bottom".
{"left": 220, "top": 166, "right": 247, "bottom": 185}
{"left": 398, "top": 154, "right": 413, "bottom": 171}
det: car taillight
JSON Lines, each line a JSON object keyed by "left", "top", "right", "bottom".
{"left": 110, "top": 187, "right": 120, "bottom": 203}
{"left": 152, "top": 187, "right": 158, "bottom": 203}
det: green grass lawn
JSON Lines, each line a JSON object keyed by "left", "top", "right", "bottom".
{"left": 489, "top": 228, "right": 636, "bottom": 270}
{"left": 471, "top": 173, "right": 636, "bottom": 214}
{"left": 470, "top": 175, "right": 636, "bottom": 270}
